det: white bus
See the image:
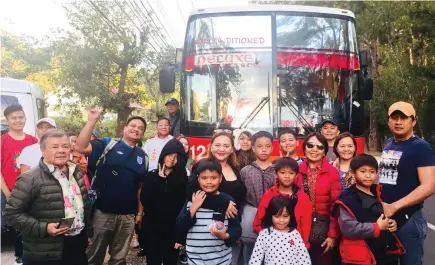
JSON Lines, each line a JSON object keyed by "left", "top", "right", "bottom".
{"left": 1, "top": 78, "right": 45, "bottom": 136}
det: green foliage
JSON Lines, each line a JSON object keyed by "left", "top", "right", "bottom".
{"left": 1, "top": 31, "right": 58, "bottom": 92}
{"left": 53, "top": 116, "right": 86, "bottom": 135}
{"left": 95, "top": 120, "right": 118, "bottom": 139}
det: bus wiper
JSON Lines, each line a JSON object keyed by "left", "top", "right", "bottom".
{"left": 239, "top": 96, "right": 270, "bottom": 129}
{"left": 280, "top": 98, "right": 315, "bottom": 133}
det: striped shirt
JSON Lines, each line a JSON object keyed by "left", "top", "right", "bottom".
{"left": 177, "top": 193, "right": 241, "bottom": 265}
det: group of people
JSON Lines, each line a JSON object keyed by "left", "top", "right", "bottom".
{"left": 1, "top": 99, "right": 434, "bottom": 265}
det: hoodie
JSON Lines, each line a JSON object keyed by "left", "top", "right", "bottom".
{"left": 253, "top": 183, "right": 313, "bottom": 249}
{"left": 141, "top": 139, "right": 188, "bottom": 227}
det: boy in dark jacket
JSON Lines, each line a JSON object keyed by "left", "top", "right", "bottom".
{"left": 177, "top": 159, "right": 242, "bottom": 265}
{"left": 333, "top": 154, "right": 405, "bottom": 265}
{"left": 140, "top": 139, "right": 188, "bottom": 265}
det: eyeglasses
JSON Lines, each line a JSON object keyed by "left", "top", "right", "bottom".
{"left": 306, "top": 142, "right": 325, "bottom": 150}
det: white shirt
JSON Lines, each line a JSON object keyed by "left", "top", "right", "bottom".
{"left": 249, "top": 228, "right": 311, "bottom": 265}
{"left": 17, "top": 143, "right": 42, "bottom": 169}
{"left": 142, "top": 135, "right": 173, "bottom": 171}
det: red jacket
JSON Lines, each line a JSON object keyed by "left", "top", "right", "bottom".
{"left": 334, "top": 184, "right": 405, "bottom": 265}
{"left": 296, "top": 159, "right": 342, "bottom": 239}
{"left": 253, "top": 184, "right": 313, "bottom": 248}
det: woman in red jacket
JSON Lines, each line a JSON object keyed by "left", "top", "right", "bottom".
{"left": 296, "top": 132, "right": 342, "bottom": 265}
{"left": 253, "top": 157, "right": 312, "bottom": 248}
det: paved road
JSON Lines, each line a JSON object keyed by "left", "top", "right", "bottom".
{"left": 2, "top": 197, "right": 435, "bottom": 265}
{"left": 423, "top": 195, "right": 435, "bottom": 265}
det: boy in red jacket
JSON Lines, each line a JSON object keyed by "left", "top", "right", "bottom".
{"left": 333, "top": 154, "right": 405, "bottom": 265}
{"left": 253, "top": 157, "right": 312, "bottom": 248}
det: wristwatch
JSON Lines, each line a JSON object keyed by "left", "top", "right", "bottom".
{"left": 136, "top": 212, "right": 144, "bottom": 217}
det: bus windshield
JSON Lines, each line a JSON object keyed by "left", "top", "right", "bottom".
{"left": 183, "top": 13, "right": 360, "bottom": 137}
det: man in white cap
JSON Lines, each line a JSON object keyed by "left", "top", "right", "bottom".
{"left": 18, "top": 117, "right": 56, "bottom": 172}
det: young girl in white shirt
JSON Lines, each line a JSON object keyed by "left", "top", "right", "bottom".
{"left": 249, "top": 196, "right": 312, "bottom": 265}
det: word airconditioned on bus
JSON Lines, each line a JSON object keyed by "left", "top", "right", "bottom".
{"left": 195, "top": 37, "right": 266, "bottom": 45}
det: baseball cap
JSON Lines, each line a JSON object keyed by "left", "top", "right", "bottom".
{"left": 388, "top": 101, "right": 416, "bottom": 117}
{"left": 165, "top": 98, "right": 179, "bottom": 106}
{"left": 320, "top": 118, "right": 339, "bottom": 127}
{"left": 92, "top": 129, "right": 100, "bottom": 138}
{"left": 36, "top": 118, "right": 56, "bottom": 128}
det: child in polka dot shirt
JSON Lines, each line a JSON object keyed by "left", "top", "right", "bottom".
{"left": 249, "top": 196, "right": 311, "bottom": 265}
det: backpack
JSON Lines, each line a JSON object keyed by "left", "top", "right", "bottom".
{"left": 85, "top": 138, "right": 148, "bottom": 222}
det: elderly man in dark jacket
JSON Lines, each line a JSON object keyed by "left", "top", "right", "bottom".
{"left": 4, "top": 130, "right": 89, "bottom": 265}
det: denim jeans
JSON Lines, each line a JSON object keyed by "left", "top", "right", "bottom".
{"left": 1, "top": 191, "right": 6, "bottom": 227}
{"left": 396, "top": 209, "right": 428, "bottom": 265}
{"left": 243, "top": 243, "right": 255, "bottom": 265}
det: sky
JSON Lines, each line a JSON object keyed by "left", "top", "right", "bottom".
{"left": 1, "top": 0, "right": 249, "bottom": 47}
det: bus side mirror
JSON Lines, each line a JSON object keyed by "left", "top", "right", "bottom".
{"left": 360, "top": 50, "right": 370, "bottom": 68}
{"left": 364, "top": 78, "right": 373, "bottom": 100}
{"left": 159, "top": 64, "right": 176, "bottom": 93}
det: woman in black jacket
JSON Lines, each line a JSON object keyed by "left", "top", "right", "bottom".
{"left": 141, "top": 139, "right": 187, "bottom": 265}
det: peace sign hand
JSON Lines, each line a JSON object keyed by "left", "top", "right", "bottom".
{"left": 158, "top": 163, "right": 167, "bottom": 178}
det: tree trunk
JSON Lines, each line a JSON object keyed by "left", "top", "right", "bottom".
{"left": 116, "top": 108, "right": 133, "bottom": 137}
{"left": 368, "top": 39, "right": 382, "bottom": 152}
{"left": 115, "top": 64, "right": 132, "bottom": 136}
{"left": 118, "top": 64, "right": 128, "bottom": 94}
{"left": 368, "top": 107, "right": 381, "bottom": 152}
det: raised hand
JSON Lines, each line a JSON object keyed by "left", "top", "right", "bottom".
{"left": 88, "top": 107, "right": 103, "bottom": 122}
{"left": 158, "top": 163, "right": 167, "bottom": 178}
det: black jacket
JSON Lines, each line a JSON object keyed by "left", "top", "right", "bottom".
{"left": 4, "top": 160, "right": 89, "bottom": 261}
{"left": 186, "top": 161, "right": 247, "bottom": 214}
{"left": 141, "top": 139, "right": 187, "bottom": 227}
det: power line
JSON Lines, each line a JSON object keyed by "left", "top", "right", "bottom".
{"left": 125, "top": 0, "right": 168, "bottom": 50}
{"left": 84, "top": 0, "right": 157, "bottom": 67}
{"left": 113, "top": 0, "right": 160, "bottom": 53}
{"left": 133, "top": 0, "right": 170, "bottom": 48}
{"left": 176, "top": 0, "right": 187, "bottom": 26}
{"left": 140, "top": 0, "right": 177, "bottom": 47}
{"left": 84, "top": 0, "right": 125, "bottom": 39}
{"left": 156, "top": 2, "right": 179, "bottom": 47}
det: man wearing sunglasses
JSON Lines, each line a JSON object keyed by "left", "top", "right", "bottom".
{"left": 378, "top": 101, "right": 435, "bottom": 265}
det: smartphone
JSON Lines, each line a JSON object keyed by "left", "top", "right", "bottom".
{"left": 57, "top": 217, "right": 75, "bottom": 229}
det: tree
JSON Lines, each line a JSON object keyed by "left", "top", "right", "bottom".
{"left": 137, "top": 46, "right": 178, "bottom": 120}
{"left": 55, "top": 0, "right": 165, "bottom": 136}
{"left": 1, "top": 30, "right": 58, "bottom": 92}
